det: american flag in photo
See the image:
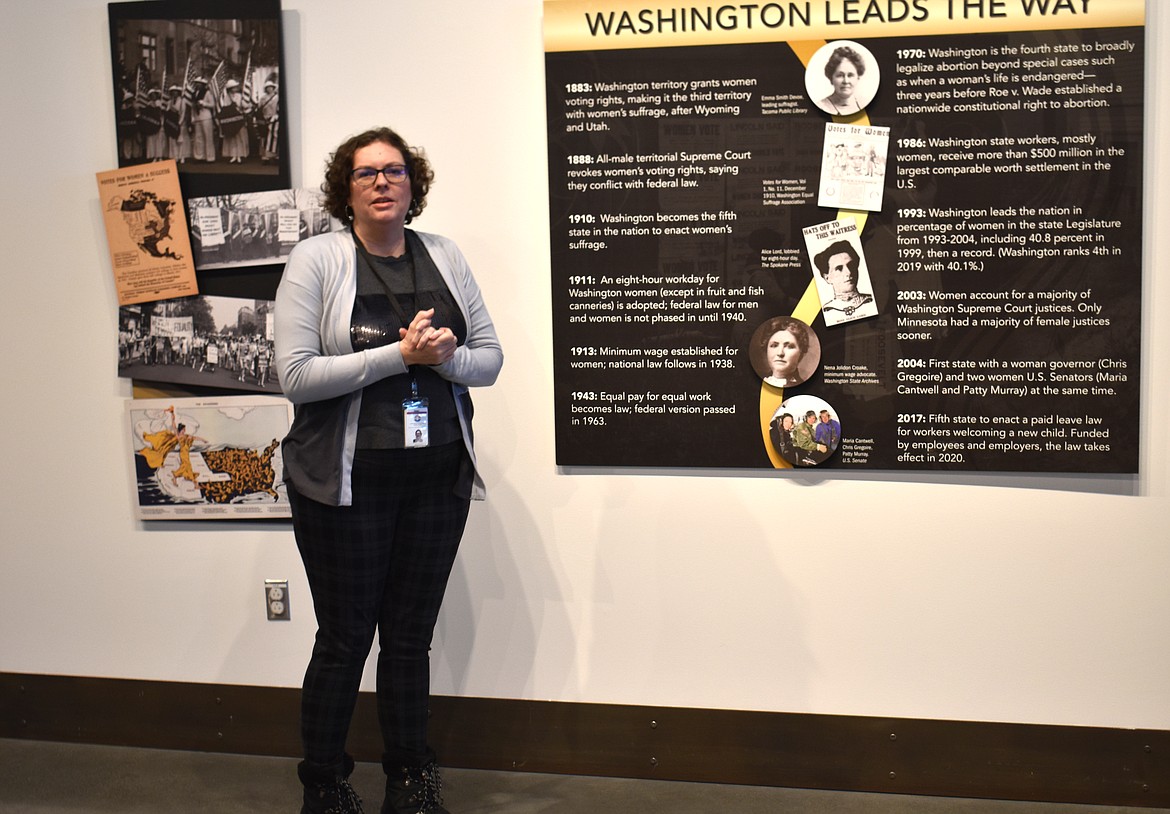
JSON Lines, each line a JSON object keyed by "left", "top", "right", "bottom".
{"left": 135, "top": 64, "right": 149, "bottom": 107}
{"left": 241, "top": 52, "right": 253, "bottom": 110}
{"left": 209, "top": 60, "right": 227, "bottom": 112}
{"left": 181, "top": 49, "right": 199, "bottom": 109}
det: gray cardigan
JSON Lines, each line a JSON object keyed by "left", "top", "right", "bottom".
{"left": 274, "top": 228, "right": 503, "bottom": 506}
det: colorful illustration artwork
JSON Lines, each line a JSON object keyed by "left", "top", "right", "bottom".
{"left": 128, "top": 396, "right": 293, "bottom": 519}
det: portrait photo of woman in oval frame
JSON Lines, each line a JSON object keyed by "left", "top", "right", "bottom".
{"left": 749, "top": 315, "right": 821, "bottom": 389}
{"left": 805, "top": 40, "right": 880, "bottom": 116}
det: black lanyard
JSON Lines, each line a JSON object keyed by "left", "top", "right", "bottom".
{"left": 352, "top": 230, "right": 417, "bottom": 330}
{"left": 352, "top": 231, "right": 424, "bottom": 390}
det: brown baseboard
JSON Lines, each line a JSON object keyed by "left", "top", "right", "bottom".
{"left": 1, "top": 672, "right": 1165, "bottom": 807}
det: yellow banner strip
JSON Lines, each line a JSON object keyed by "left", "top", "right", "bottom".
{"left": 544, "top": 0, "right": 1144, "bottom": 53}
{"left": 758, "top": 42, "right": 876, "bottom": 468}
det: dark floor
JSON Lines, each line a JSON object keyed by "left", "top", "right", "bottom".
{"left": 1, "top": 738, "right": 1165, "bottom": 813}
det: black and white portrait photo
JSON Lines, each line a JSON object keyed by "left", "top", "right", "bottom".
{"left": 802, "top": 218, "right": 879, "bottom": 327}
{"left": 804, "top": 40, "right": 880, "bottom": 117}
{"left": 749, "top": 315, "right": 821, "bottom": 389}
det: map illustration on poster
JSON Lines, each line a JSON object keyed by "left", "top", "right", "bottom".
{"left": 544, "top": 0, "right": 1144, "bottom": 473}
{"left": 128, "top": 396, "right": 293, "bottom": 519}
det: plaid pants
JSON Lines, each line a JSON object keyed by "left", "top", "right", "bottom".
{"left": 289, "top": 441, "right": 470, "bottom": 772}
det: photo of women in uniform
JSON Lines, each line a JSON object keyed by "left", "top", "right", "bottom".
{"left": 107, "top": 0, "right": 290, "bottom": 197}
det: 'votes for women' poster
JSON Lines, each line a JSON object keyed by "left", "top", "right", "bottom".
{"left": 544, "top": 0, "right": 1144, "bottom": 473}
{"left": 97, "top": 160, "right": 198, "bottom": 306}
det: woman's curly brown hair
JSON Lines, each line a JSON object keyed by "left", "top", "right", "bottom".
{"left": 321, "top": 127, "right": 435, "bottom": 224}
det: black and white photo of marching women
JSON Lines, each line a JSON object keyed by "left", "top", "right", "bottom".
{"left": 119, "top": 294, "right": 281, "bottom": 394}
{"left": 109, "top": 0, "right": 289, "bottom": 196}
{"left": 187, "top": 189, "right": 332, "bottom": 271}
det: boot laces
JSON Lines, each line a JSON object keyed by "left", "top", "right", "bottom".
{"left": 404, "top": 762, "right": 444, "bottom": 811}
{"left": 317, "top": 777, "right": 364, "bottom": 813}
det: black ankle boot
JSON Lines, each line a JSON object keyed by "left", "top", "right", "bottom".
{"left": 380, "top": 760, "right": 448, "bottom": 814}
{"left": 299, "top": 754, "right": 365, "bottom": 813}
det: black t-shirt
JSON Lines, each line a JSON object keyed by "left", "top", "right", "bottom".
{"left": 349, "top": 243, "right": 466, "bottom": 449}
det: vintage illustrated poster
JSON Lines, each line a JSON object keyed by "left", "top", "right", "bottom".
{"left": 127, "top": 396, "right": 293, "bottom": 519}
{"left": 545, "top": 0, "right": 1144, "bottom": 473}
{"left": 97, "top": 160, "right": 198, "bottom": 306}
{"left": 817, "top": 123, "right": 889, "bottom": 212}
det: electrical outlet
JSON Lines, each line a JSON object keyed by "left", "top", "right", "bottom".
{"left": 265, "top": 579, "right": 290, "bottom": 621}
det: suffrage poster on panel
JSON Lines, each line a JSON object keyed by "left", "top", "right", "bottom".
{"left": 97, "top": 160, "right": 199, "bottom": 306}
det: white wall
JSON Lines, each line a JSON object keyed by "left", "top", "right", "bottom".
{"left": 1, "top": 0, "right": 1166, "bottom": 733}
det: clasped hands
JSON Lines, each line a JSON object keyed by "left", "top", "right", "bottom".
{"left": 399, "top": 308, "right": 457, "bottom": 366}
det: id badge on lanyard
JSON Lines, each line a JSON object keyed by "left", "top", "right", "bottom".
{"left": 404, "top": 379, "right": 429, "bottom": 448}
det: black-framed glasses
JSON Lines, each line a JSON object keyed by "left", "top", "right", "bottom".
{"left": 351, "top": 164, "right": 409, "bottom": 187}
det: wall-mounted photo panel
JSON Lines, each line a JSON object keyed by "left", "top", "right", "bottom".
{"left": 119, "top": 294, "right": 281, "bottom": 394}
{"left": 109, "top": 0, "right": 290, "bottom": 197}
{"left": 187, "top": 188, "right": 332, "bottom": 271}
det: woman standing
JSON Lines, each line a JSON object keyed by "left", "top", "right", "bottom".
{"left": 276, "top": 127, "right": 503, "bottom": 814}
{"left": 189, "top": 78, "right": 217, "bottom": 162}
{"left": 219, "top": 80, "right": 250, "bottom": 164}
{"left": 769, "top": 412, "right": 798, "bottom": 466}
{"left": 257, "top": 78, "right": 280, "bottom": 163}
{"left": 163, "top": 85, "right": 188, "bottom": 163}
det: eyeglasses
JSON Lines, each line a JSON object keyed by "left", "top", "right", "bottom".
{"left": 351, "top": 164, "right": 409, "bottom": 187}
